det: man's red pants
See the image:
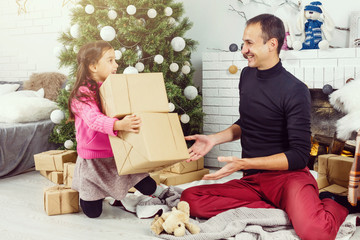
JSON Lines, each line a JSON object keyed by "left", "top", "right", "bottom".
{"left": 180, "top": 168, "right": 348, "bottom": 240}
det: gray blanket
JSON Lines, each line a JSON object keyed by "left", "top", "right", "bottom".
{"left": 0, "top": 119, "right": 56, "bottom": 178}
{"left": 155, "top": 207, "right": 356, "bottom": 240}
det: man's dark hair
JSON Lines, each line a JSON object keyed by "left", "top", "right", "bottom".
{"left": 246, "top": 14, "right": 285, "bottom": 54}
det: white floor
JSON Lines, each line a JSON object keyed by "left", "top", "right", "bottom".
{"left": 0, "top": 169, "right": 359, "bottom": 240}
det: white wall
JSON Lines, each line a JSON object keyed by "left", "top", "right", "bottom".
{"left": 180, "top": 0, "right": 359, "bottom": 87}
{"left": 0, "top": 0, "right": 359, "bottom": 84}
{"left": 0, "top": 0, "right": 72, "bottom": 82}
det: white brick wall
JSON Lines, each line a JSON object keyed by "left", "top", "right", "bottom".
{"left": 0, "top": 0, "right": 71, "bottom": 82}
{"left": 202, "top": 48, "right": 360, "bottom": 167}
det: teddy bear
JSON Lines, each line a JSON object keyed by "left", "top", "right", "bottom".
{"left": 150, "top": 201, "right": 200, "bottom": 237}
{"left": 292, "top": 1, "right": 335, "bottom": 50}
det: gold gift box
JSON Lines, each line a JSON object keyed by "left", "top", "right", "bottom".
{"left": 35, "top": 150, "right": 77, "bottom": 171}
{"left": 44, "top": 186, "right": 79, "bottom": 216}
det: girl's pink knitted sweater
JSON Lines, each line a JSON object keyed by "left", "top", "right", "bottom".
{"left": 71, "top": 83, "right": 118, "bottom": 159}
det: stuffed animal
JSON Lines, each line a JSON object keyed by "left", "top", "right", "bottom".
{"left": 150, "top": 201, "right": 200, "bottom": 237}
{"left": 329, "top": 79, "right": 360, "bottom": 140}
{"left": 281, "top": 19, "right": 295, "bottom": 50}
{"left": 293, "top": 1, "right": 335, "bottom": 50}
{"left": 23, "top": 72, "right": 67, "bottom": 101}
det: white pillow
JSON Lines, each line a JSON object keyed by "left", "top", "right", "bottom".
{"left": 0, "top": 95, "right": 58, "bottom": 123}
{"left": 0, "top": 84, "right": 20, "bottom": 96}
{"left": 4, "top": 88, "right": 44, "bottom": 98}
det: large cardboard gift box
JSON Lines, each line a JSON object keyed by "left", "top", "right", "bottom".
{"left": 109, "top": 112, "right": 190, "bottom": 175}
{"left": 34, "top": 150, "right": 77, "bottom": 171}
{"left": 317, "top": 154, "right": 354, "bottom": 196}
{"left": 164, "top": 157, "right": 204, "bottom": 174}
{"left": 160, "top": 168, "right": 210, "bottom": 186}
{"left": 100, "top": 73, "right": 169, "bottom": 118}
{"left": 44, "top": 186, "right": 79, "bottom": 216}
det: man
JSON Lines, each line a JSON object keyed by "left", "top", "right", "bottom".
{"left": 181, "top": 14, "right": 348, "bottom": 240}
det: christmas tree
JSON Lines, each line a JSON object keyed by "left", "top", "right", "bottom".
{"left": 49, "top": 0, "right": 203, "bottom": 150}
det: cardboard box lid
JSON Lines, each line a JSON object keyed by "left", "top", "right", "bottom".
{"left": 100, "top": 73, "right": 169, "bottom": 118}
{"left": 121, "top": 112, "right": 189, "bottom": 161}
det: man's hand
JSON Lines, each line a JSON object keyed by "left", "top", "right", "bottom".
{"left": 202, "top": 156, "right": 247, "bottom": 180}
{"left": 185, "top": 134, "right": 215, "bottom": 162}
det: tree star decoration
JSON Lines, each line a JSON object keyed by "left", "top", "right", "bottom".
{"left": 62, "top": 0, "right": 77, "bottom": 7}
{"left": 16, "top": 0, "right": 28, "bottom": 15}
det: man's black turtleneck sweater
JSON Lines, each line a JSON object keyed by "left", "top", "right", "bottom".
{"left": 234, "top": 60, "right": 311, "bottom": 175}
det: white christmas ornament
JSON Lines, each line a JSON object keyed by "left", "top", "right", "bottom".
{"left": 56, "top": 128, "right": 61, "bottom": 134}
{"left": 183, "top": 61, "right": 190, "bottom": 66}
{"left": 65, "top": 84, "right": 71, "bottom": 91}
{"left": 147, "top": 8, "right": 157, "bottom": 18}
{"left": 70, "top": 24, "right": 80, "bottom": 39}
{"left": 108, "top": 10, "right": 117, "bottom": 20}
{"left": 154, "top": 54, "right": 164, "bottom": 64}
{"left": 169, "top": 63, "right": 179, "bottom": 72}
{"left": 181, "top": 65, "right": 191, "bottom": 75}
{"left": 97, "top": 24, "right": 103, "bottom": 30}
{"left": 171, "top": 36, "right": 186, "bottom": 52}
{"left": 120, "top": 47, "right": 127, "bottom": 53}
{"left": 64, "top": 140, "right": 74, "bottom": 149}
{"left": 135, "top": 62, "right": 145, "bottom": 72}
{"left": 126, "top": 5, "right": 136, "bottom": 15}
{"left": 73, "top": 45, "right": 80, "bottom": 53}
{"left": 184, "top": 86, "right": 198, "bottom": 100}
{"left": 50, "top": 109, "right": 65, "bottom": 124}
{"left": 123, "top": 66, "right": 139, "bottom": 74}
{"left": 100, "top": 26, "right": 116, "bottom": 41}
{"left": 164, "top": 7, "right": 173, "bottom": 16}
{"left": 114, "top": 50, "right": 122, "bottom": 60}
{"left": 85, "top": 4, "right": 95, "bottom": 14}
{"left": 180, "top": 114, "right": 190, "bottom": 124}
{"left": 168, "top": 17, "right": 176, "bottom": 25}
{"left": 168, "top": 102, "right": 175, "bottom": 112}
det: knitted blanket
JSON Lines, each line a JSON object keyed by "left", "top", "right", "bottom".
{"left": 348, "top": 130, "right": 360, "bottom": 206}
{"left": 155, "top": 207, "right": 356, "bottom": 240}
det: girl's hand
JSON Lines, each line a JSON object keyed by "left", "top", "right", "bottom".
{"left": 115, "top": 114, "right": 141, "bottom": 132}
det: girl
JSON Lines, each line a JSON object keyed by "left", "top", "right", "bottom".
{"left": 69, "top": 40, "right": 164, "bottom": 218}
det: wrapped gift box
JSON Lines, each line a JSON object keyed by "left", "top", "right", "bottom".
{"left": 63, "top": 162, "right": 76, "bottom": 188}
{"left": 100, "top": 73, "right": 169, "bottom": 118}
{"left": 39, "top": 170, "right": 63, "bottom": 184}
{"left": 160, "top": 168, "right": 210, "bottom": 186}
{"left": 109, "top": 112, "right": 189, "bottom": 175}
{"left": 164, "top": 157, "right": 204, "bottom": 174}
{"left": 317, "top": 154, "right": 353, "bottom": 196}
{"left": 34, "top": 150, "right": 77, "bottom": 171}
{"left": 44, "top": 186, "right": 79, "bottom": 216}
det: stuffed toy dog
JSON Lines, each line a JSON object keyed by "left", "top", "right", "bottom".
{"left": 293, "top": 1, "right": 335, "bottom": 50}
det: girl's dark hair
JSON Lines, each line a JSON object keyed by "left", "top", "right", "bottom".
{"left": 246, "top": 14, "right": 285, "bottom": 54}
{"left": 68, "top": 40, "right": 113, "bottom": 120}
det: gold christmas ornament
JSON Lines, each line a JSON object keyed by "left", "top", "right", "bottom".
{"left": 228, "top": 65, "right": 238, "bottom": 74}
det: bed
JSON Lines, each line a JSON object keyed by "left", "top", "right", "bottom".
{"left": 0, "top": 73, "right": 67, "bottom": 178}
{"left": 0, "top": 120, "right": 56, "bottom": 178}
